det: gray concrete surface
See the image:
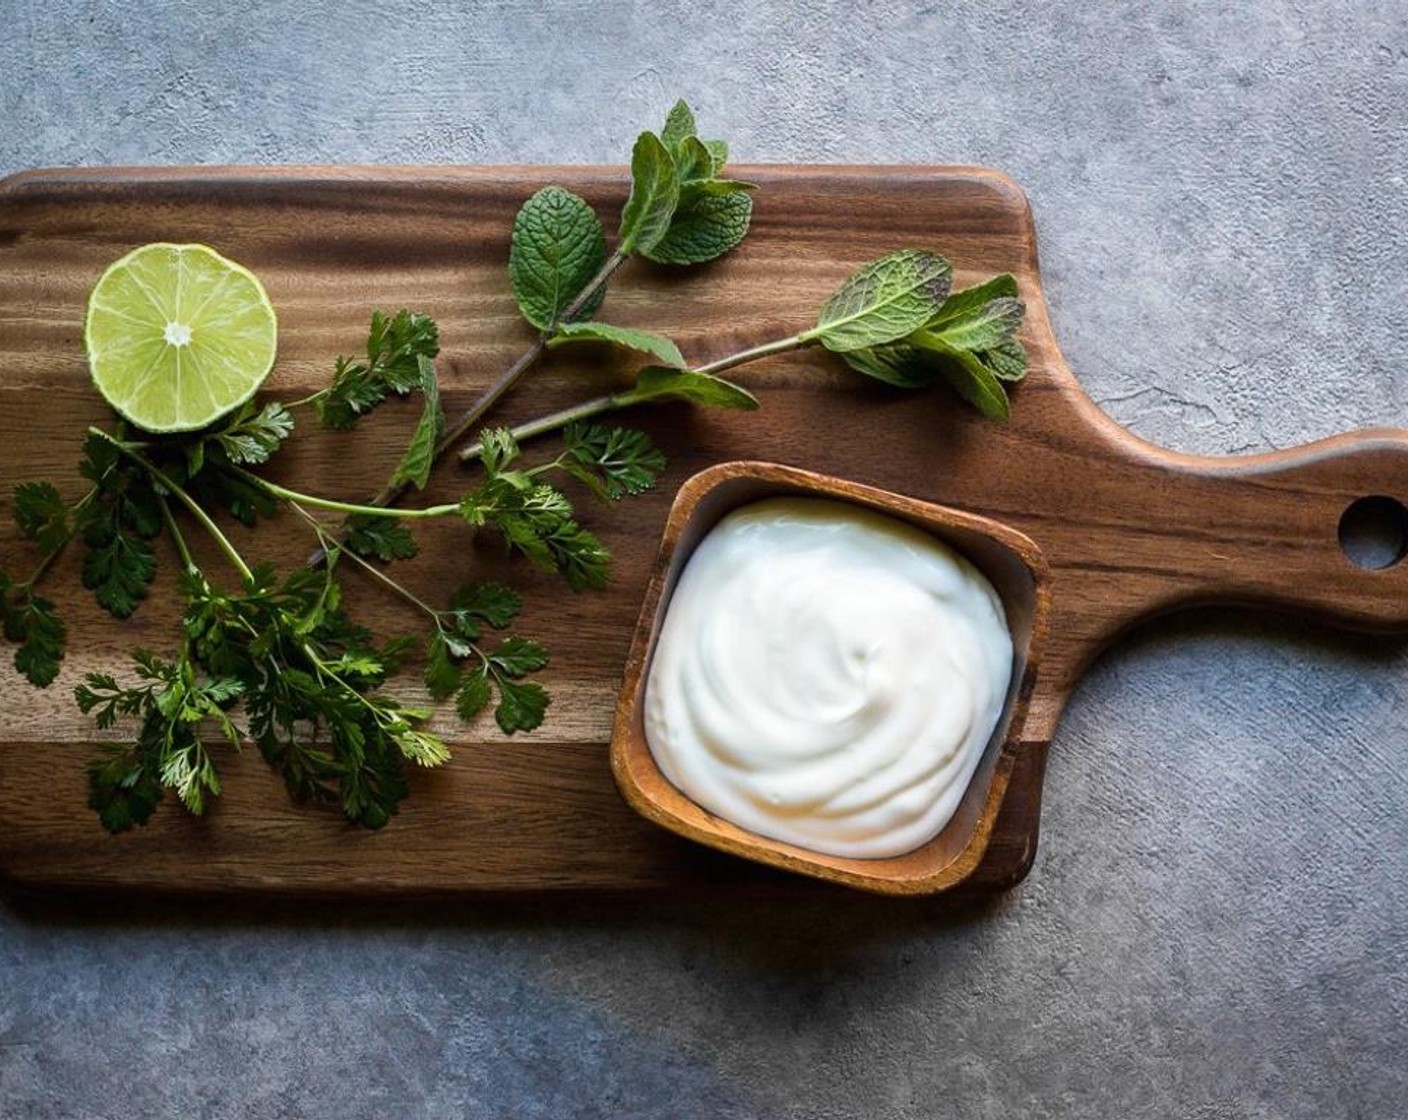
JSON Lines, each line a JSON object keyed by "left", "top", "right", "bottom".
{"left": 4, "top": 1, "right": 1408, "bottom": 1116}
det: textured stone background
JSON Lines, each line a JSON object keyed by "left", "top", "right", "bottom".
{"left": 4, "top": 1, "right": 1408, "bottom": 1117}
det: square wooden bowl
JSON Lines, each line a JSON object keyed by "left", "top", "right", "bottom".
{"left": 610, "top": 461, "right": 1052, "bottom": 895}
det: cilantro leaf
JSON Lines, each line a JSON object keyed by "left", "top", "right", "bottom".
{"left": 490, "top": 634, "right": 549, "bottom": 677}
{"left": 448, "top": 581, "right": 521, "bottom": 632}
{"left": 2, "top": 575, "right": 66, "bottom": 688}
{"left": 13, "top": 481, "right": 71, "bottom": 553}
{"left": 11, "top": 594, "right": 65, "bottom": 687}
{"left": 344, "top": 514, "right": 419, "bottom": 562}
{"left": 423, "top": 631, "right": 462, "bottom": 701}
{"left": 459, "top": 466, "right": 611, "bottom": 592}
{"left": 494, "top": 678, "right": 549, "bottom": 734}
{"left": 209, "top": 400, "right": 295, "bottom": 466}
{"left": 559, "top": 423, "right": 666, "bottom": 500}
{"left": 76, "top": 434, "right": 161, "bottom": 619}
{"left": 314, "top": 310, "right": 440, "bottom": 429}
{"left": 510, "top": 186, "right": 607, "bottom": 331}
{"left": 87, "top": 729, "right": 164, "bottom": 834}
{"left": 455, "top": 673, "right": 492, "bottom": 721}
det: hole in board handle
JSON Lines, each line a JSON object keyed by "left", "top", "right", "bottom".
{"left": 1338, "top": 496, "right": 1408, "bottom": 570}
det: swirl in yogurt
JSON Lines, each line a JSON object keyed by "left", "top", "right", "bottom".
{"left": 643, "top": 497, "right": 1013, "bottom": 859}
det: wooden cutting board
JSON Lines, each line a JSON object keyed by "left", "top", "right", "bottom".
{"left": 2, "top": 165, "right": 1406, "bottom": 897}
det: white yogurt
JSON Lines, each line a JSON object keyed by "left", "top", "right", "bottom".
{"left": 643, "top": 497, "right": 1014, "bottom": 859}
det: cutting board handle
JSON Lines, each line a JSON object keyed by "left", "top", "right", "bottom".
{"left": 1108, "top": 423, "right": 1408, "bottom": 634}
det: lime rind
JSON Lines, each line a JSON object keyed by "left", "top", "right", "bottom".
{"left": 84, "top": 242, "right": 278, "bottom": 433}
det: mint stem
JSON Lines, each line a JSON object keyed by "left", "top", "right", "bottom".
{"left": 458, "top": 332, "right": 810, "bottom": 462}
{"left": 691, "top": 333, "right": 810, "bottom": 376}
{"left": 460, "top": 394, "right": 628, "bottom": 462}
{"left": 433, "top": 247, "right": 632, "bottom": 462}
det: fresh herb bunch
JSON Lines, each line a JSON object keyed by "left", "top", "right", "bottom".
{"left": 2, "top": 353, "right": 665, "bottom": 832}
{"left": 0, "top": 99, "right": 1031, "bottom": 836}
{"left": 457, "top": 247, "right": 1029, "bottom": 457}
{"left": 350, "top": 99, "right": 755, "bottom": 528}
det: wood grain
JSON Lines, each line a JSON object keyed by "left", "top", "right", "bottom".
{"left": 1, "top": 165, "right": 1405, "bottom": 897}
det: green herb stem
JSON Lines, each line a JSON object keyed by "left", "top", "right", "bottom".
{"left": 457, "top": 332, "right": 808, "bottom": 462}
{"left": 15, "top": 487, "right": 96, "bottom": 592}
{"left": 361, "top": 248, "right": 633, "bottom": 515}
{"left": 229, "top": 467, "right": 458, "bottom": 521}
{"left": 156, "top": 495, "right": 199, "bottom": 575}
{"left": 287, "top": 501, "right": 442, "bottom": 622}
{"left": 459, "top": 393, "right": 627, "bottom": 462}
{"left": 691, "top": 333, "right": 810, "bottom": 377}
{"left": 88, "top": 427, "right": 254, "bottom": 585}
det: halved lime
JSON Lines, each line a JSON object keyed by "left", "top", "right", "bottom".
{"left": 84, "top": 243, "right": 278, "bottom": 433}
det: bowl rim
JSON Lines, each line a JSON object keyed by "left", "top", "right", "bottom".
{"left": 610, "top": 459, "right": 1052, "bottom": 895}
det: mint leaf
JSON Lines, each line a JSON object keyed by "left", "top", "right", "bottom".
{"left": 643, "top": 187, "right": 752, "bottom": 266}
{"left": 629, "top": 366, "right": 759, "bottom": 410}
{"left": 804, "top": 250, "right": 953, "bottom": 352}
{"left": 925, "top": 296, "right": 1023, "bottom": 353}
{"left": 924, "top": 274, "right": 1018, "bottom": 327}
{"left": 674, "top": 136, "right": 714, "bottom": 183}
{"left": 839, "top": 343, "right": 938, "bottom": 389}
{"left": 509, "top": 186, "right": 607, "bottom": 331}
{"left": 549, "top": 322, "right": 685, "bottom": 367}
{"left": 904, "top": 275, "right": 1029, "bottom": 393}
{"left": 619, "top": 132, "right": 679, "bottom": 255}
{"left": 344, "top": 515, "right": 418, "bottom": 562}
{"left": 912, "top": 335, "right": 1011, "bottom": 421}
{"left": 389, "top": 354, "right": 444, "bottom": 490}
{"left": 983, "top": 338, "right": 1028, "bottom": 382}
{"left": 660, "top": 100, "right": 697, "bottom": 150}
{"left": 704, "top": 139, "right": 728, "bottom": 176}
